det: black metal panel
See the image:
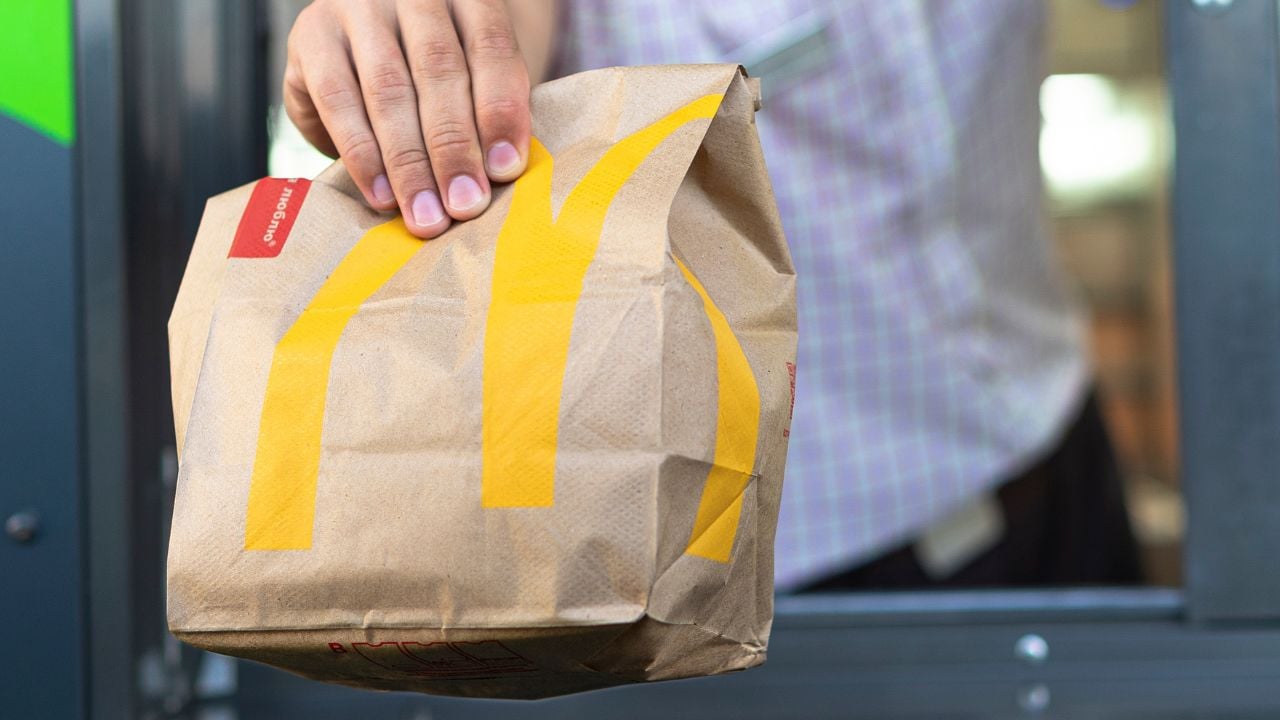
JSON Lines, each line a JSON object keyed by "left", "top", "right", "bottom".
{"left": 77, "top": 0, "right": 134, "bottom": 717}
{"left": 116, "top": 0, "right": 268, "bottom": 715}
{"left": 1168, "top": 0, "right": 1280, "bottom": 621}
{"left": 0, "top": 116, "right": 85, "bottom": 719}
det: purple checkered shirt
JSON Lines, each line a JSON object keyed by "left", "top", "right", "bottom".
{"left": 553, "top": 0, "right": 1089, "bottom": 590}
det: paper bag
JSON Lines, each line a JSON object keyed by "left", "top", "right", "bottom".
{"left": 167, "top": 64, "right": 797, "bottom": 699}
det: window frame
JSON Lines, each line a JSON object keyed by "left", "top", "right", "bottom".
{"left": 68, "top": 0, "right": 1280, "bottom": 717}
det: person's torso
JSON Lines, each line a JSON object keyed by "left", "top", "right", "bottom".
{"left": 554, "top": 0, "right": 1089, "bottom": 588}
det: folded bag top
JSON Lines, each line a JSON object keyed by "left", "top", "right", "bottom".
{"left": 166, "top": 63, "right": 796, "bottom": 700}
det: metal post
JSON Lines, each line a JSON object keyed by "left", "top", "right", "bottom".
{"left": 78, "top": 0, "right": 134, "bottom": 716}
{"left": 1168, "top": 0, "right": 1280, "bottom": 621}
{"left": 115, "top": 1, "right": 269, "bottom": 715}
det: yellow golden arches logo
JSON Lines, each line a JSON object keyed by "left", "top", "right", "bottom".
{"left": 244, "top": 92, "right": 759, "bottom": 563}
{"left": 481, "top": 94, "right": 724, "bottom": 508}
{"left": 243, "top": 218, "right": 422, "bottom": 551}
{"left": 675, "top": 256, "right": 760, "bottom": 563}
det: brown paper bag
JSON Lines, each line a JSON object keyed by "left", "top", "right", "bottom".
{"left": 167, "top": 64, "right": 797, "bottom": 699}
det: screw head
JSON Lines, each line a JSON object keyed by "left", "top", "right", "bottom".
{"left": 1018, "top": 682, "right": 1052, "bottom": 713}
{"left": 1015, "top": 633, "right": 1049, "bottom": 665}
{"left": 5, "top": 511, "right": 39, "bottom": 543}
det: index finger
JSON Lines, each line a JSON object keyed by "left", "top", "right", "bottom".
{"left": 292, "top": 36, "right": 394, "bottom": 211}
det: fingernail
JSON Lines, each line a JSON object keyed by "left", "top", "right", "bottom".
{"left": 487, "top": 141, "right": 521, "bottom": 176}
{"left": 411, "top": 190, "right": 446, "bottom": 228}
{"left": 447, "top": 175, "right": 485, "bottom": 212}
{"left": 372, "top": 174, "right": 394, "bottom": 206}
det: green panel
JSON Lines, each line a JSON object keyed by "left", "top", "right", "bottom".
{"left": 0, "top": 1, "right": 75, "bottom": 145}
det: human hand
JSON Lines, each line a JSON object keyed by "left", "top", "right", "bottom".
{"left": 284, "top": 0, "right": 532, "bottom": 238}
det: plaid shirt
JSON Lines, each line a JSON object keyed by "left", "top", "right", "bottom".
{"left": 553, "top": 0, "right": 1088, "bottom": 590}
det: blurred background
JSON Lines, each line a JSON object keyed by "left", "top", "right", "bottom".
{"left": 1042, "top": 0, "right": 1179, "bottom": 587}
{"left": 12, "top": 0, "right": 1280, "bottom": 718}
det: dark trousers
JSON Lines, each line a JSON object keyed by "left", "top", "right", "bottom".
{"left": 799, "top": 392, "right": 1143, "bottom": 591}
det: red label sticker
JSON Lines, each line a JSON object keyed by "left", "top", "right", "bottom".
{"left": 228, "top": 177, "right": 312, "bottom": 258}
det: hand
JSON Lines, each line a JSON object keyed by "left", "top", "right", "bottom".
{"left": 284, "top": 0, "right": 532, "bottom": 238}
